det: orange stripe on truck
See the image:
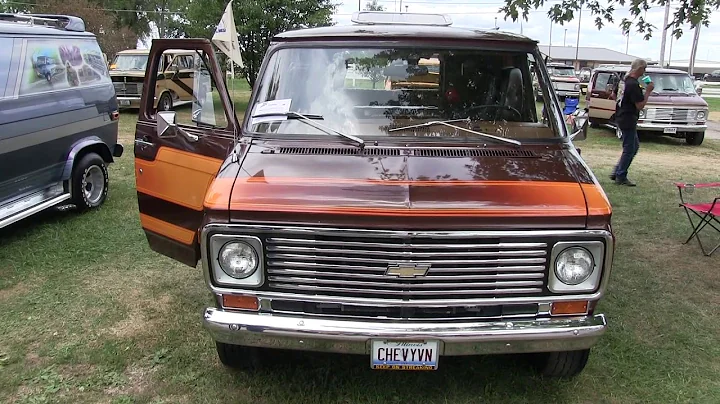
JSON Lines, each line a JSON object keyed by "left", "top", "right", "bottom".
{"left": 136, "top": 147, "right": 222, "bottom": 211}
{"left": 139, "top": 213, "right": 196, "bottom": 244}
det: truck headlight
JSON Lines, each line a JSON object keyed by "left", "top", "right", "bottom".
{"left": 697, "top": 110, "right": 706, "bottom": 120}
{"left": 219, "top": 241, "right": 258, "bottom": 279}
{"left": 574, "top": 84, "right": 580, "bottom": 91}
{"left": 555, "top": 247, "right": 593, "bottom": 285}
{"left": 208, "top": 235, "right": 264, "bottom": 287}
{"left": 549, "top": 241, "right": 605, "bottom": 293}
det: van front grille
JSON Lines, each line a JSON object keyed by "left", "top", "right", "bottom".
{"left": 264, "top": 234, "right": 548, "bottom": 300}
{"left": 113, "top": 82, "right": 142, "bottom": 96}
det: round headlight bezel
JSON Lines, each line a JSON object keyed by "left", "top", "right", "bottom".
{"left": 697, "top": 110, "right": 706, "bottom": 120}
{"left": 218, "top": 241, "right": 259, "bottom": 279}
{"left": 554, "top": 246, "right": 595, "bottom": 286}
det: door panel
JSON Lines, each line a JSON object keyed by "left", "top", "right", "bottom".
{"left": 134, "top": 39, "right": 237, "bottom": 267}
{"left": 589, "top": 72, "right": 620, "bottom": 120}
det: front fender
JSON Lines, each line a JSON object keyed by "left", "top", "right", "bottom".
{"left": 60, "top": 137, "right": 113, "bottom": 181}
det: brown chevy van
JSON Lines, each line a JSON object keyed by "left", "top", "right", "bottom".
{"left": 587, "top": 64, "right": 709, "bottom": 145}
{"left": 133, "top": 12, "right": 613, "bottom": 378}
{"left": 110, "top": 48, "right": 195, "bottom": 111}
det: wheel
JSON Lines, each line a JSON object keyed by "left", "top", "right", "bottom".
{"left": 589, "top": 119, "right": 600, "bottom": 128}
{"left": 531, "top": 349, "right": 590, "bottom": 378}
{"left": 615, "top": 126, "right": 623, "bottom": 139}
{"left": 215, "top": 342, "right": 262, "bottom": 370}
{"left": 71, "top": 152, "right": 108, "bottom": 212}
{"left": 686, "top": 131, "right": 704, "bottom": 146}
{"left": 158, "top": 92, "right": 173, "bottom": 111}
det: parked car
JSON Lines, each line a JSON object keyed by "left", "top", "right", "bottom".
{"left": 702, "top": 70, "right": 720, "bottom": 82}
{"left": 535, "top": 62, "right": 581, "bottom": 100}
{"left": 0, "top": 13, "right": 122, "bottom": 230}
{"left": 109, "top": 48, "right": 196, "bottom": 111}
{"left": 587, "top": 64, "right": 709, "bottom": 145}
{"left": 132, "top": 11, "right": 613, "bottom": 378}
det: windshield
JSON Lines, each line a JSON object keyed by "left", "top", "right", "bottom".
{"left": 647, "top": 73, "right": 696, "bottom": 93}
{"left": 110, "top": 54, "right": 148, "bottom": 71}
{"left": 548, "top": 67, "right": 576, "bottom": 77}
{"left": 247, "top": 47, "right": 562, "bottom": 141}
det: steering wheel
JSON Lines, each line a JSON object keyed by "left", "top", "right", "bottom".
{"left": 461, "top": 104, "right": 523, "bottom": 121}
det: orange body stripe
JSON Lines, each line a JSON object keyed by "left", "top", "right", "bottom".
{"left": 139, "top": 213, "right": 195, "bottom": 244}
{"left": 581, "top": 183, "right": 612, "bottom": 216}
{"left": 136, "top": 147, "right": 222, "bottom": 211}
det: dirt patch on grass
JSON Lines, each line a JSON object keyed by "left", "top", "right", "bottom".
{"left": 709, "top": 111, "right": 720, "bottom": 122}
{"left": 0, "top": 281, "right": 32, "bottom": 302}
{"left": 583, "top": 147, "right": 718, "bottom": 172}
{"left": 83, "top": 270, "right": 173, "bottom": 340}
{"left": 105, "top": 364, "right": 157, "bottom": 397}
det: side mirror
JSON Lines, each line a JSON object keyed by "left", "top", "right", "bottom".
{"left": 569, "top": 108, "right": 589, "bottom": 141}
{"left": 157, "top": 111, "right": 199, "bottom": 142}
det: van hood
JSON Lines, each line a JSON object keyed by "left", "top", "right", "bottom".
{"left": 109, "top": 70, "right": 146, "bottom": 78}
{"left": 648, "top": 93, "right": 709, "bottom": 107}
{"left": 551, "top": 76, "right": 579, "bottom": 83}
{"left": 205, "top": 144, "right": 610, "bottom": 229}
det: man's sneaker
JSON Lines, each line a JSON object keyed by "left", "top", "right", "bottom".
{"left": 609, "top": 173, "right": 616, "bottom": 181}
{"left": 615, "top": 178, "right": 636, "bottom": 186}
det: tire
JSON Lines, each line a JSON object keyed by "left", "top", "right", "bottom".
{"left": 71, "top": 152, "right": 108, "bottom": 212}
{"left": 686, "top": 131, "right": 704, "bottom": 146}
{"left": 531, "top": 349, "right": 590, "bottom": 378}
{"left": 158, "top": 92, "right": 173, "bottom": 111}
{"left": 589, "top": 119, "right": 600, "bottom": 129}
{"left": 215, "top": 342, "right": 262, "bottom": 370}
{"left": 615, "top": 126, "right": 623, "bottom": 139}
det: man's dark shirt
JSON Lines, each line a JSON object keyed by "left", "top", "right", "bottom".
{"left": 615, "top": 76, "right": 645, "bottom": 130}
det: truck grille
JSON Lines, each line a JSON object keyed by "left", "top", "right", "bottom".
{"left": 113, "top": 82, "right": 142, "bottom": 96}
{"left": 554, "top": 82, "right": 577, "bottom": 91}
{"left": 646, "top": 107, "right": 693, "bottom": 123}
{"left": 264, "top": 234, "right": 547, "bottom": 300}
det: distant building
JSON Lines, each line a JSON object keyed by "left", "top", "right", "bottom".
{"left": 664, "top": 60, "right": 720, "bottom": 77}
{"left": 538, "top": 45, "right": 645, "bottom": 70}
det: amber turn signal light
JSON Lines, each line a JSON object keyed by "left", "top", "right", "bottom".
{"left": 550, "top": 301, "right": 588, "bottom": 315}
{"left": 222, "top": 294, "right": 259, "bottom": 310}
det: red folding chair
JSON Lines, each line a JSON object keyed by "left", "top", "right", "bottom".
{"left": 674, "top": 182, "right": 720, "bottom": 256}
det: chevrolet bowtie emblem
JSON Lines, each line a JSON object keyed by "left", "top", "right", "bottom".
{"left": 385, "top": 263, "right": 431, "bottom": 278}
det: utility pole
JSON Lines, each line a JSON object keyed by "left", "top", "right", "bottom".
{"left": 564, "top": 29, "right": 567, "bottom": 46}
{"left": 548, "top": 24, "right": 552, "bottom": 59}
{"left": 399, "top": 0, "right": 403, "bottom": 12}
{"left": 574, "top": 7, "right": 582, "bottom": 69}
{"left": 358, "top": 0, "right": 361, "bottom": 11}
{"left": 625, "top": 30, "right": 629, "bottom": 54}
{"left": 668, "top": 33, "right": 674, "bottom": 68}
{"left": 689, "top": 24, "right": 701, "bottom": 76}
{"left": 659, "top": 2, "right": 670, "bottom": 65}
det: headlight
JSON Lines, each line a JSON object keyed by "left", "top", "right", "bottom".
{"left": 554, "top": 247, "right": 593, "bottom": 285}
{"left": 207, "top": 234, "right": 264, "bottom": 287}
{"left": 219, "top": 241, "right": 258, "bottom": 279}
{"left": 549, "top": 241, "right": 606, "bottom": 293}
{"left": 574, "top": 84, "right": 580, "bottom": 90}
{"left": 639, "top": 109, "right": 646, "bottom": 118}
{"left": 697, "top": 110, "right": 706, "bottom": 120}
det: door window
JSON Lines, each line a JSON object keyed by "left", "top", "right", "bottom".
{"left": 177, "top": 52, "right": 228, "bottom": 129}
{"left": 594, "top": 73, "right": 611, "bottom": 94}
{"left": 0, "top": 38, "right": 12, "bottom": 98}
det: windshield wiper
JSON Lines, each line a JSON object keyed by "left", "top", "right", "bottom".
{"left": 251, "top": 111, "right": 365, "bottom": 148}
{"left": 388, "top": 118, "right": 521, "bottom": 146}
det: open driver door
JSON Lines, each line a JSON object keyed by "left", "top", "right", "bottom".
{"left": 134, "top": 39, "right": 238, "bottom": 267}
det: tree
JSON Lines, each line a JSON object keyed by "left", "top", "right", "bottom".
{"left": 500, "top": 0, "right": 718, "bottom": 40}
{"left": 364, "top": 0, "right": 385, "bottom": 11}
{"left": 184, "top": 0, "right": 336, "bottom": 87}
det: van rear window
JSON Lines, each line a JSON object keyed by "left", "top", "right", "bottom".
{"left": 18, "top": 38, "right": 110, "bottom": 96}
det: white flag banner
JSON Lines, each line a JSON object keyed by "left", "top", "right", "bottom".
{"left": 212, "top": 0, "right": 243, "bottom": 69}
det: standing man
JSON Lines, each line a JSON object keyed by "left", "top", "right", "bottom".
{"left": 610, "top": 58, "right": 654, "bottom": 187}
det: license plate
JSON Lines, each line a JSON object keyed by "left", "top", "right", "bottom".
{"left": 664, "top": 127, "right": 677, "bottom": 134}
{"left": 370, "top": 340, "right": 439, "bottom": 370}
{"left": 119, "top": 100, "right": 130, "bottom": 106}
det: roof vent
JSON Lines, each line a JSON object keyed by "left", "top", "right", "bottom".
{"left": 351, "top": 11, "right": 452, "bottom": 26}
{"left": 0, "top": 13, "right": 86, "bottom": 32}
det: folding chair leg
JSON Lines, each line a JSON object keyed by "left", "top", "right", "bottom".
{"left": 680, "top": 207, "right": 720, "bottom": 256}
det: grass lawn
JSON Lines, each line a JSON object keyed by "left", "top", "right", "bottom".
{"left": 1, "top": 104, "right": 719, "bottom": 403}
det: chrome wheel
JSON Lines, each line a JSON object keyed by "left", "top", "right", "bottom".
{"left": 159, "top": 94, "right": 172, "bottom": 111}
{"left": 82, "top": 165, "right": 105, "bottom": 205}
{"left": 615, "top": 126, "right": 623, "bottom": 139}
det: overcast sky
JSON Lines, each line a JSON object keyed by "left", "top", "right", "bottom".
{"left": 332, "top": 0, "right": 719, "bottom": 63}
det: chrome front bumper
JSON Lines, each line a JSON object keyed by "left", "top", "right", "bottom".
{"left": 116, "top": 96, "right": 141, "bottom": 108}
{"left": 637, "top": 122, "right": 707, "bottom": 133}
{"left": 556, "top": 90, "right": 580, "bottom": 98}
{"left": 203, "top": 308, "right": 607, "bottom": 355}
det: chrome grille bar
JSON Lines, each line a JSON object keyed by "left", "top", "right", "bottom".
{"left": 264, "top": 235, "right": 549, "bottom": 300}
